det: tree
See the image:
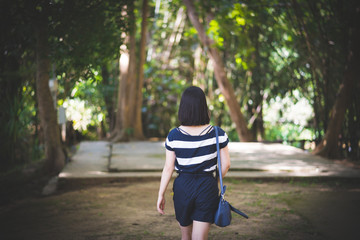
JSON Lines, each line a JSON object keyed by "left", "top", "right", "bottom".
{"left": 0, "top": 0, "right": 39, "bottom": 168}
{"left": 287, "top": 0, "right": 360, "bottom": 158}
{"left": 0, "top": 0, "right": 128, "bottom": 172}
{"left": 110, "top": 2, "right": 137, "bottom": 142}
{"left": 313, "top": 1, "right": 360, "bottom": 158}
{"left": 34, "top": 3, "right": 65, "bottom": 174}
{"left": 53, "top": 0, "right": 127, "bottom": 140}
{"left": 133, "top": 0, "right": 149, "bottom": 140}
{"left": 111, "top": 0, "right": 148, "bottom": 141}
{"left": 183, "top": 0, "right": 253, "bottom": 142}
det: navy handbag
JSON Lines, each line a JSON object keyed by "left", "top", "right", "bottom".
{"left": 214, "top": 126, "right": 249, "bottom": 227}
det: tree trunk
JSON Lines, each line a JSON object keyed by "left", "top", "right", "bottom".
{"left": 182, "top": 0, "right": 253, "bottom": 141}
{"left": 110, "top": 2, "right": 138, "bottom": 142}
{"left": 249, "top": 25, "right": 264, "bottom": 141}
{"left": 133, "top": 0, "right": 149, "bottom": 140}
{"left": 35, "top": 19, "right": 65, "bottom": 174}
{"left": 313, "top": 5, "right": 360, "bottom": 158}
{"left": 312, "top": 62, "right": 358, "bottom": 158}
{"left": 111, "top": 36, "right": 130, "bottom": 141}
{"left": 126, "top": 0, "right": 138, "bottom": 134}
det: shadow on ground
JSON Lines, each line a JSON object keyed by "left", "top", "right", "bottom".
{"left": 1, "top": 177, "right": 360, "bottom": 240}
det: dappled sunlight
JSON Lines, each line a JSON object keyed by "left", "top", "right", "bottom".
{"left": 59, "top": 141, "right": 360, "bottom": 179}
{"left": 228, "top": 142, "right": 304, "bottom": 155}
{"left": 59, "top": 171, "right": 108, "bottom": 178}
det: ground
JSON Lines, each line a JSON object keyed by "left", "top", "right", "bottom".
{"left": 1, "top": 177, "right": 360, "bottom": 240}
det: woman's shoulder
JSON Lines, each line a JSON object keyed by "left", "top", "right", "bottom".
{"left": 166, "top": 127, "right": 180, "bottom": 140}
{"left": 214, "top": 126, "right": 227, "bottom": 136}
{"left": 214, "top": 126, "right": 229, "bottom": 147}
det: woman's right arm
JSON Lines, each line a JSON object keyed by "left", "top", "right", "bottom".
{"left": 157, "top": 149, "right": 175, "bottom": 215}
{"left": 220, "top": 145, "right": 230, "bottom": 177}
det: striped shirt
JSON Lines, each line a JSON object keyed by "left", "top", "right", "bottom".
{"left": 165, "top": 126, "right": 229, "bottom": 173}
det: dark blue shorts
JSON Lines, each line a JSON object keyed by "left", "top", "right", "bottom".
{"left": 173, "top": 172, "right": 219, "bottom": 226}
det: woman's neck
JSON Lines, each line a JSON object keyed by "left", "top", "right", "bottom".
{"left": 179, "top": 124, "right": 212, "bottom": 136}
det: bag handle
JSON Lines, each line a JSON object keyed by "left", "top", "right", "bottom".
{"left": 215, "top": 126, "right": 249, "bottom": 219}
{"left": 215, "top": 126, "right": 226, "bottom": 197}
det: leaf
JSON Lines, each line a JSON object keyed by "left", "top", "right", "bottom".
{"left": 236, "top": 17, "right": 245, "bottom": 26}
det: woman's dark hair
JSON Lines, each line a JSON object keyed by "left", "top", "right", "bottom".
{"left": 178, "top": 86, "right": 210, "bottom": 126}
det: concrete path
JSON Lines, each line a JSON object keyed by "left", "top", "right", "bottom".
{"left": 59, "top": 141, "right": 110, "bottom": 178}
{"left": 59, "top": 141, "right": 360, "bottom": 179}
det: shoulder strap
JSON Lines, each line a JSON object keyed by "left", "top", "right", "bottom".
{"left": 177, "top": 127, "right": 191, "bottom": 135}
{"left": 215, "top": 126, "right": 225, "bottom": 196}
{"left": 216, "top": 126, "right": 249, "bottom": 220}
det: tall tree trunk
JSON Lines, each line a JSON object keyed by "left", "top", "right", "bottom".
{"left": 182, "top": 0, "right": 253, "bottom": 141}
{"left": 110, "top": 2, "right": 138, "bottom": 142}
{"left": 313, "top": 4, "right": 360, "bottom": 158}
{"left": 35, "top": 18, "right": 65, "bottom": 174}
{"left": 126, "top": 1, "right": 138, "bottom": 133}
{"left": 133, "top": 0, "right": 149, "bottom": 140}
{"left": 312, "top": 59, "right": 358, "bottom": 158}
{"left": 111, "top": 35, "right": 130, "bottom": 141}
{"left": 249, "top": 25, "right": 264, "bottom": 141}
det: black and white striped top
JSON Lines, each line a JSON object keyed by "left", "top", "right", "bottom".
{"left": 165, "top": 126, "right": 229, "bottom": 173}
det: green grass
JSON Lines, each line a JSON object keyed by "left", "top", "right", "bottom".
{"left": 147, "top": 154, "right": 166, "bottom": 159}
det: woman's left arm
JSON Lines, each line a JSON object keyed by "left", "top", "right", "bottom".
{"left": 157, "top": 149, "right": 176, "bottom": 215}
{"left": 220, "top": 146, "right": 230, "bottom": 177}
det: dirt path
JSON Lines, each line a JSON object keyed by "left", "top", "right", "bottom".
{"left": 287, "top": 185, "right": 360, "bottom": 240}
{"left": 1, "top": 178, "right": 359, "bottom": 240}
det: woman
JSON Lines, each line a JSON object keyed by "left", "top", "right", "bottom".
{"left": 157, "top": 86, "right": 230, "bottom": 240}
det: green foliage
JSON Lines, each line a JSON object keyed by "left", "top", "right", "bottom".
{"left": 0, "top": 0, "right": 40, "bottom": 168}
{"left": 143, "top": 62, "right": 187, "bottom": 137}
{"left": 189, "top": 0, "right": 358, "bottom": 158}
{"left": 51, "top": 0, "right": 128, "bottom": 137}
{"left": 1, "top": 0, "right": 359, "bottom": 171}
{"left": 141, "top": 0, "right": 195, "bottom": 137}
{"left": 284, "top": 0, "right": 360, "bottom": 158}
{"left": 0, "top": 0, "right": 128, "bottom": 169}
{"left": 0, "top": 82, "right": 42, "bottom": 169}
{"left": 51, "top": 0, "right": 128, "bottom": 79}
{"left": 207, "top": 19, "right": 224, "bottom": 47}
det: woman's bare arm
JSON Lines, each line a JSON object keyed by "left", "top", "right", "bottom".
{"left": 220, "top": 146, "right": 230, "bottom": 177}
{"left": 157, "top": 149, "right": 176, "bottom": 214}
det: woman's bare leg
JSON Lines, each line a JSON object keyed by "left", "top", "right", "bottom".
{"left": 192, "top": 221, "right": 211, "bottom": 240}
{"left": 180, "top": 223, "right": 193, "bottom": 240}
